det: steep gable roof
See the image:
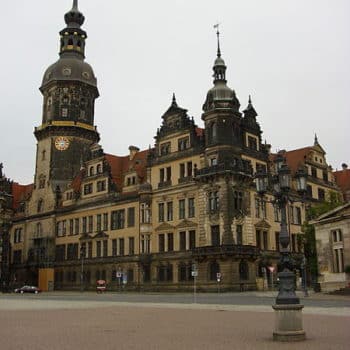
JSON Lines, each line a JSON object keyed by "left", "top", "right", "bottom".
{"left": 11, "top": 183, "right": 33, "bottom": 210}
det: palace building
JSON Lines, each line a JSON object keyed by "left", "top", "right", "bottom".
{"left": 1, "top": 1, "right": 341, "bottom": 291}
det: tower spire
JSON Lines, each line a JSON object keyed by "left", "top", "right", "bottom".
{"left": 214, "top": 23, "right": 221, "bottom": 57}
{"left": 73, "top": 0, "right": 78, "bottom": 10}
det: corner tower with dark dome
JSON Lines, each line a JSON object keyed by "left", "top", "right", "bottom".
{"left": 202, "top": 28, "right": 242, "bottom": 166}
{"left": 34, "top": 0, "right": 99, "bottom": 193}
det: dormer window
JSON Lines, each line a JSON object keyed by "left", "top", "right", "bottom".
{"left": 160, "top": 142, "right": 171, "bottom": 156}
{"left": 247, "top": 136, "right": 258, "bottom": 151}
{"left": 178, "top": 137, "right": 189, "bottom": 151}
{"left": 84, "top": 183, "right": 93, "bottom": 195}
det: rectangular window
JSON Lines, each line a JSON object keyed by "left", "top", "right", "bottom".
{"left": 209, "top": 191, "right": 219, "bottom": 211}
{"left": 188, "top": 198, "right": 195, "bottom": 218}
{"left": 167, "top": 233, "right": 174, "bottom": 252}
{"left": 127, "top": 207, "right": 135, "bottom": 227}
{"left": 159, "top": 234, "right": 165, "bottom": 252}
{"left": 103, "top": 213, "right": 108, "bottom": 230}
{"left": 141, "top": 234, "right": 150, "bottom": 254}
{"left": 306, "top": 185, "right": 313, "bottom": 198}
{"left": 233, "top": 191, "right": 243, "bottom": 211}
{"left": 158, "top": 203, "right": 164, "bottom": 222}
{"left": 96, "top": 214, "right": 102, "bottom": 232}
{"left": 112, "top": 239, "right": 117, "bottom": 256}
{"left": 82, "top": 217, "right": 87, "bottom": 234}
{"left": 263, "top": 231, "right": 268, "bottom": 250}
{"left": 189, "top": 230, "right": 196, "bottom": 249}
{"left": 74, "top": 218, "right": 79, "bottom": 235}
{"left": 179, "top": 163, "right": 185, "bottom": 179}
{"left": 62, "top": 220, "right": 67, "bottom": 235}
{"left": 88, "top": 216, "right": 93, "bottom": 233}
{"left": 88, "top": 242, "right": 92, "bottom": 258}
{"left": 103, "top": 240, "right": 108, "bottom": 257}
{"left": 160, "top": 142, "right": 171, "bottom": 155}
{"left": 97, "top": 180, "right": 106, "bottom": 192}
{"left": 167, "top": 202, "right": 173, "bottom": 221}
{"left": 289, "top": 205, "right": 295, "bottom": 224}
{"left": 318, "top": 188, "right": 325, "bottom": 201}
{"left": 211, "top": 225, "right": 220, "bottom": 246}
{"left": 160, "top": 168, "right": 165, "bottom": 183}
{"left": 179, "top": 199, "right": 185, "bottom": 219}
{"left": 84, "top": 183, "right": 93, "bottom": 195}
{"left": 68, "top": 219, "right": 73, "bottom": 235}
{"left": 179, "top": 231, "right": 186, "bottom": 250}
{"left": 311, "top": 167, "right": 317, "bottom": 178}
{"left": 129, "top": 237, "right": 135, "bottom": 255}
{"left": 166, "top": 167, "right": 171, "bottom": 181}
{"left": 61, "top": 108, "right": 68, "bottom": 118}
{"left": 96, "top": 241, "right": 101, "bottom": 257}
{"left": 111, "top": 210, "right": 125, "bottom": 230}
{"left": 256, "top": 230, "right": 261, "bottom": 249}
{"left": 248, "top": 136, "right": 257, "bottom": 150}
{"left": 178, "top": 137, "right": 189, "bottom": 151}
{"left": 236, "top": 225, "right": 243, "bottom": 245}
{"left": 274, "top": 205, "right": 281, "bottom": 222}
{"left": 295, "top": 207, "right": 302, "bottom": 225}
{"left": 119, "top": 238, "right": 125, "bottom": 256}
{"left": 187, "top": 162, "right": 192, "bottom": 177}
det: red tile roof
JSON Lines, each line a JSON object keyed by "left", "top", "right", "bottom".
{"left": 105, "top": 149, "right": 149, "bottom": 190}
{"left": 11, "top": 183, "right": 33, "bottom": 210}
{"left": 270, "top": 147, "right": 313, "bottom": 174}
{"left": 334, "top": 169, "right": 350, "bottom": 193}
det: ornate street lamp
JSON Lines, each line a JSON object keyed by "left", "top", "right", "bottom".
{"left": 255, "top": 154, "right": 306, "bottom": 341}
{"left": 80, "top": 245, "right": 85, "bottom": 293}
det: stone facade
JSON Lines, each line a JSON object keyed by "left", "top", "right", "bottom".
{"left": 313, "top": 203, "right": 350, "bottom": 291}
{"left": 3, "top": 1, "right": 342, "bottom": 292}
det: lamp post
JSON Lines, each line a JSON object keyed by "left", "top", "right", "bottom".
{"left": 80, "top": 245, "right": 85, "bottom": 293}
{"left": 255, "top": 157, "right": 307, "bottom": 341}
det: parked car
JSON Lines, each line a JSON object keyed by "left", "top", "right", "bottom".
{"left": 14, "top": 286, "right": 41, "bottom": 294}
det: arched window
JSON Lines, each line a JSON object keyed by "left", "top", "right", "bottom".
{"left": 239, "top": 260, "right": 249, "bottom": 280}
{"left": 41, "top": 150, "right": 46, "bottom": 161}
{"left": 89, "top": 166, "right": 94, "bottom": 176}
{"left": 77, "top": 40, "right": 81, "bottom": 47}
{"left": 96, "top": 164, "right": 102, "bottom": 173}
{"left": 68, "top": 38, "right": 73, "bottom": 46}
{"left": 209, "top": 261, "right": 220, "bottom": 281}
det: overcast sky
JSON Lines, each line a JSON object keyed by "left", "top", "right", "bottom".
{"left": 0, "top": 0, "right": 349, "bottom": 184}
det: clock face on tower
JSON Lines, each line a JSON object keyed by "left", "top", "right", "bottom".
{"left": 55, "top": 136, "right": 70, "bottom": 151}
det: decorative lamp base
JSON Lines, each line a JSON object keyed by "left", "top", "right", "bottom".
{"left": 272, "top": 304, "right": 306, "bottom": 342}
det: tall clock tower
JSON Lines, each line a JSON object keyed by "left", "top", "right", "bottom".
{"left": 34, "top": 0, "right": 99, "bottom": 193}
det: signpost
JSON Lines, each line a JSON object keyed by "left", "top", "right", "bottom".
{"left": 191, "top": 264, "right": 198, "bottom": 303}
{"left": 268, "top": 266, "right": 275, "bottom": 290}
{"left": 216, "top": 272, "right": 221, "bottom": 294}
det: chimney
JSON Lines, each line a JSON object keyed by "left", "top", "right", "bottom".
{"left": 129, "top": 146, "right": 140, "bottom": 160}
{"left": 342, "top": 163, "right": 348, "bottom": 171}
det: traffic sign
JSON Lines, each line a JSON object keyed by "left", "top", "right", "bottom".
{"left": 191, "top": 271, "right": 198, "bottom": 277}
{"left": 216, "top": 272, "right": 221, "bottom": 279}
{"left": 268, "top": 266, "right": 275, "bottom": 273}
{"left": 116, "top": 271, "right": 122, "bottom": 278}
